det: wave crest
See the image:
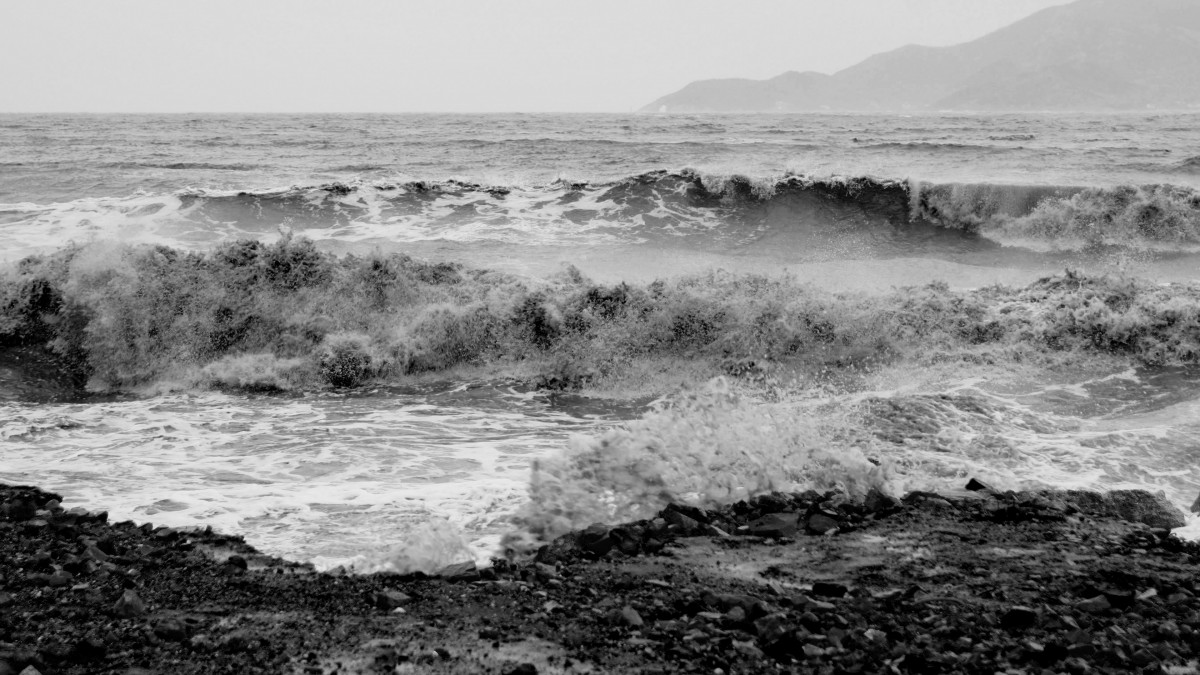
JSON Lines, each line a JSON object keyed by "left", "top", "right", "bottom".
{"left": 4, "top": 170, "right": 1200, "bottom": 261}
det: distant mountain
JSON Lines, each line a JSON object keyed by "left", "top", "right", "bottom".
{"left": 641, "top": 0, "right": 1200, "bottom": 112}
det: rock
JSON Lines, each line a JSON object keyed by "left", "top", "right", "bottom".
{"left": 1062, "top": 490, "right": 1185, "bottom": 529}
{"left": 113, "top": 589, "right": 146, "bottom": 617}
{"left": 703, "top": 523, "right": 731, "bottom": 537}
{"left": 608, "top": 526, "right": 642, "bottom": 555}
{"left": 965, "top": 478, "right": 994, "bottom": 492}
{"left": 218, "top": 630, "right": 256, "bottom": 653}
{"left": 533, "top": 562, "right": 558, "bottom": 580}
{"left": 438, "top": 561, "right": 480, "bottom": 582}
{"left": 24, "top": 551, "right": 52, "bottom": 571}
{"left": 811, "top": 582, "right": 848, "bottom": 598}
{"left": 1155, "top": 620, "right": 1181, "bottom": 641}
{"left": 1102, "top": 588, "right": 1135, "bottom": 610}
{"left": 2, "top": 499, "right": 36, "bottom": 522}
{"left": 153, "top": 618, "right": 189, "bottom": 641}
{"left": 372, "top": 589, "right": 413, "bottom": 609}
{"left": 83, "top": 545, "right": 109, "bottom": 562}
{"left": 577, "top": 524, "right": 615, "bottom": 556}
{"left": 46, "top": 570, "right": 73, "bottom": 588}
{"left": 0, "top": 592, "right": 12, "bottom": 607}
{"left": 863, "top": 488, "right": 901, "bottom": 514}
{"left": 67, "top": 637, "right": 106, "bottom": 662}
{"left": 805, "top": 513, "right": 840, "bottom": 535}
{"left": 17, "top": 667, "right": 42, "bottom": 675}
{"left": 224, "top": 555, "right": 248, "bottom": 571}
{"left": 754, "top": 613, "right": 792, "bottom": 643}
{"left": 668, "top": 503, "right": 710, "bottom": 522}
{"left": 616, "top": 606, "right": 644, "bottom": 627}
{"left": 862, "top": 628, "right": 888, "bottom": 646}
{"left": 745, "top": 513, "right": 797, "bottom": 538}
{"left": 1001, "top": 606, "right": 1039, "bottom": 630}
{"left": 1130, "top": 648, "right": 1158, "bottom": 667}
{"left": 713, "top": 593, "right": 763, "bottom": 613}
{"left": 1076, "top": 595, "right": 1111, "bottom": 613}
{"left": 504, "top": 665, "right": 538, "bottom": 675}
{"left": 662, "top": 509, "right": 700, "bottom": 533}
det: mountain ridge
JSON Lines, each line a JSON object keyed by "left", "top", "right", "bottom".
{"left": 641, "top": 0, "right": 1200, "bottom": 112}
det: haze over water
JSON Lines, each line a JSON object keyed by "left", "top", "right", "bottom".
{"left": 4, "top": 112, "right": 1200, "bottom": 570}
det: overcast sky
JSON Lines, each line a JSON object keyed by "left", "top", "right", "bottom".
{"left": 4, "top": 0, "right": 1073, "bottom": 113}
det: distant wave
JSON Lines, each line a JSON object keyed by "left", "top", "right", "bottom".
{"left": 99, "top": 161, "right": 260, "bottom": 171}
{"left": 1176, "top": 156, "right": 1200, "bottom": 173}
{"left": 854, "top": 141, "right": 1009, "bottom": 153}
{"left": 3, "top": 169, "right": 1200, "bottom": 254}
{"left": 326, "top": 164, "right": 391, "bottom": 172}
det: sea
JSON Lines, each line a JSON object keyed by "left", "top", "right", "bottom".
{"left": 3, "top": 112, "right": 1200, "bottom": 571}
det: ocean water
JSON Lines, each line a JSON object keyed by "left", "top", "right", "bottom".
{"left": 3, "top": 112, "right": 1200, "bottom": 570}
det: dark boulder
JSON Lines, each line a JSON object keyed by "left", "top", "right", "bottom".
{"left": 745, "top": 513, "right": 798, "bottom": 538}
{"left": 805, "top": 513, "right": 840, "bottom": 535}
{"left": 966, "top": 478, "right": 995, "bottom": 492}
{"left": 438, "top": 560, "right": 480, "bottom": 582}
{"left": 811, "top": 582, "right": 848, "bottom": 598}
{"left": 863, "top": 488, "right": 901, "bottom": 515}
{"left": 1060, "top": 490, "right": 1185, "bottom": 529}
{"left": 1000, "top": 606, "right": 1039, "bottom": 630}
{"left": 576, "top": 524, "right": 615, "bottom": 556}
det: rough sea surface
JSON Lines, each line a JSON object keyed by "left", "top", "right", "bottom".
{"left": 3, "top": 112, "right": 1200, "bottom": 570}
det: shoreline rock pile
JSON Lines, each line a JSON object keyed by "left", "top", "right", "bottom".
{"left": 2, "top": 482, "right": 1199, "bottom": 674}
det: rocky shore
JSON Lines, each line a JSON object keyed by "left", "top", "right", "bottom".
{"left": 3, "top": 482, "right": 1200, "bottom": 674}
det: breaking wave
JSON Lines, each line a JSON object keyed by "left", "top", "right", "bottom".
{"left": 4, "top": 170, "right": 1200, "bottom": 257}
{"left": 6, "top": 233, "right": 1200, "bottom": 399}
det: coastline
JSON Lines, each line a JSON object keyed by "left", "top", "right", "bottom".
{"left": 3, "top": 482, "right": 1199, "bottom": 674}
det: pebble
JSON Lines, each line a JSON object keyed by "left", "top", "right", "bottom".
{"left": 1000, "top": 606, "right": 1039, "bottom": 630}
{"left": 618, "top": 605, "right": 644, "bottom": 627}
{"left": 811, "top": 582, "right": 848, "bottom": 598}
{"left": 754, "top": 613, "right": 791, "bottom": 642}
{"left": 1130, "top": 648, "right": 1157, "bottom": 667}
{"left": 372, "top": 589, "right": 413, "bottom": 609}
{"left": 153, "top": 618, "right": 189, "bottom": 641}
{"left": 218, "top": 629, "right": 255, "bottom": 653}
{"left": 1075, "top": 595, "right": 1111, "bottom": 614}
{"left": 113, "top": 589, "right": 146, "bottom": 617}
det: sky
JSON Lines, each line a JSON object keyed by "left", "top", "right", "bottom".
{"left": 3, "top": 0, "right": 1074, "bottom": 113}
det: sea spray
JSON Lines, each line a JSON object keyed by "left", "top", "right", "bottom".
{"left": 335, "top": 517, "right": 476, "bottom": 575}
{"left": 12, "top": 238, "right": 1200, "bottom": 395}
{"left": 986, "top": 184, "right": 1200, "bottom": 250}
{"left": 502, "top": 378, "right": 886, "bottom": 554}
